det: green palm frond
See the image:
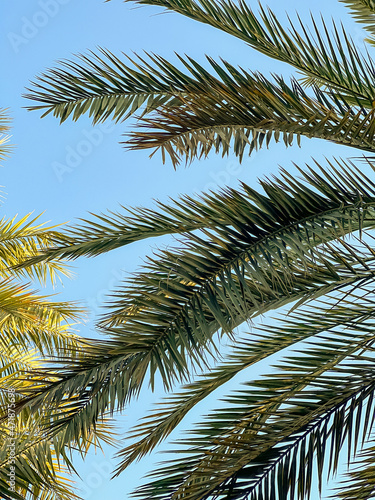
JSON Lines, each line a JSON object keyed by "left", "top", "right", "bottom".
{"left": 335, "top": 444, "right": 375, "bottom": 499}
{"left": 114, "top": 291, "right": 375, "bottom": 473}
{"left": 0, "top": 408, "right": 117, "bottom": 500}
{"left": 124, "top": 63, "right": 375, "bottom": 165}
{"left": 131, "top": 308, "right": 375, "bottom": 500}
{"left": 24, "top": 50, "right": 207, "bottom": 125}
{"left": 340, "top": 0, "right": 375, "bottom": 45}
{"left": 122, "top": 0, "right": 375, "bottom": 100}
{"left": 19, "top": 157, "right": 375, "bottom": 265}
{"left": 13, "top": 206, "right": 375, "bottom": 455}
{"left": 25, "top": 4, "right": 375, "bottom": 139}
{"left": 0, "top": 279, "right": 83, "bottom": 358}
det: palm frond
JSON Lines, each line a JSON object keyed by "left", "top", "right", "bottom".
{"left": 114, "top": 291, "right": 375, "bottom": 473}
{"left": 0, "top": 279, "right": 83, "bottom": 358}
{"left": 0, "top": 410, "right": 117, "bottom": 500}
{"left": 122, "top": 0, "right": 375, "bottom": 102}
{"left": 124, "top": 63, "right": 375, "bottom": 166}
{"left": 13, "top": 211, "right": 375, "bottom": 454}
{"left": 334, "top": 443, "right": 375, "bottom": 499}
{"left": 19, "top": 157, "right": 375, "bottom": 266}
{"left": 340, "top": 0, "right": 375, "bottom": 45}
{"left": 24, "top": 50, "right": 207, "bottom": 125}
{"left": 0, "top": 213, "right": 72, "bottom": 286}
{"left": 132, "top": 314, "right": 375, "bottom": 500}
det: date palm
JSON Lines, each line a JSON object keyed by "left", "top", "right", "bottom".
{"left": 19, "top": 0, "right": 375, "bottom": 498}
{"left": 0, "top": 112, "right": 116, "bottom": 500}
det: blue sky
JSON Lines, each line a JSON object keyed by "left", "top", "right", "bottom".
{"left": 1, "top": 0, "right": 371, "bottom": 498}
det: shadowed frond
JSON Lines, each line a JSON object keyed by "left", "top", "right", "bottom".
{"left": 131, "top": 311, "right": 375, "bottom": 500}
{"left": 12, "top": 210, "right": 375, "bottom": 458}
{"left": 114, "top": 291, "right": 375, "bottom": 473}
{"left": 124, "top": 63, "right": 375, "bottom": 165}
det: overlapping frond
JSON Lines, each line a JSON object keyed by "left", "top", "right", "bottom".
{"left": 340, "top": 0, "right": 375, "bottom": 45}
{"left": 125, "top": 64, "right": 375, "bottom": 165}
{"left": 114, "top": 291, "right": 375, "bottom": 473}
{"left": 131, "top": 304, "right": 375, "bottom": 500}
{"left": 12, "top": 162, "right": 375, "bottom": 464}
{"left": 122, "top": 0, "right": 375, "bottom": 101}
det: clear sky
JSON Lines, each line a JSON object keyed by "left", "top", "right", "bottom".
{"left": 1, "top": 0, "right": 370, "bottom": 498}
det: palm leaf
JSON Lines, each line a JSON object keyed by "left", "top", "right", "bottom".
{"left": 24, "top": 50, "right": 207, "bottom": 125}
{"left": 19, "top": 157, "right": 375, "bottom": 264}
{"left": 13, "top": 167, "right": 375, "bottom": 457}
{"left": 124, "top": 61, "right": 375, "bottom": 166}
{"left": 0, "top": 213, "right": 72, "bottom": 286}
{"left": 121, "top": 0, "right": 375, "bottom": 103}
{"left": 340, "top": 0, "right": 375, "bottom": 45}
{"left": 114, "top": 291, "right": 375, "bottom": 473}
{"left": 132, "top": 311, "right": 375, "bottom": 500}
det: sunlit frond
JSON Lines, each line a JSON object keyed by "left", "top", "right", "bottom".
{"left": 340, "top": 0, "right": 375, "bottom": 45}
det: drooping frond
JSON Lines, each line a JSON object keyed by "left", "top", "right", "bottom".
{"left": 114, "top": 291, "right": 375, "bottom": 473}
{"left": 340, "top": 0, "right": 375, "bottom": 45}
{"left": 131, "top": 308, "right": 375, "bottom": 500}
{"left": 124, "top": 64, "right": 375, "bottom": 165}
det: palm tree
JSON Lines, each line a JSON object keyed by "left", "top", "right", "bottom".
{"left": 18, "top": 0, "right": 375, "bottom": 498}
{"left": 0, "top": 112, "right": 116, "bottom": 500}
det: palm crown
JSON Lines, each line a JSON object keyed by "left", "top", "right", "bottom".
{"left": 16, "top": 0, "right": 375, "bottom": 498}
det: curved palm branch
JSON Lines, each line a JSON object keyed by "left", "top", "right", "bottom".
{"left": 121, "top": 0, "right": 375, "bottom": 101}
{"left": 18, "top": 158, "right": 375, "bottom": 263}
{"left": 26, "top": 1, "right": 375, "bottom": 129}
{"left": 131, "top": 304, "right": 375, "bottom": 500}
{"left": 12, "top": 162, "right": 375, "bottom": 462}
{"left": 124, "top": 64, "right": 375, "bottom": 165}
{"left": 114, "top": 291, "right": 375, "bottom": 473}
